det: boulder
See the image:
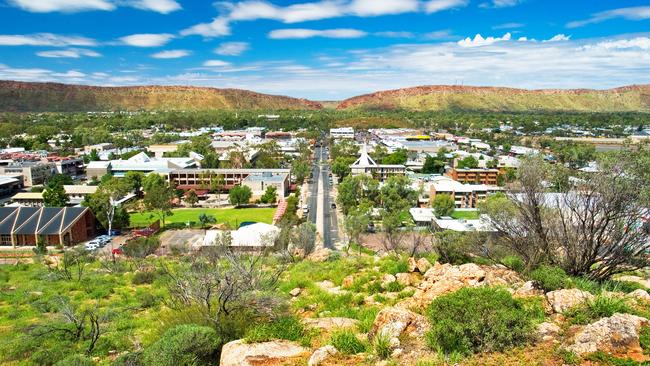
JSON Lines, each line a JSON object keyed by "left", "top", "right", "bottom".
{"left": 546, "top": 289, "right": 594, "bottom": 314}
{"left": 308, "top": 345, "right": 337, "bottom": 366}
{"left": 316, "top": 280, "right": 347, "bottom": 295}
{"left": 381, "top": 274, "right": 397, "bottom": 287}
{"left": 395, "top": 273, "right": 412, "bottom": 287}
{"left": 536, "top": 322, "right": 561, "bottom": 342}
{"left": 565, "top": 313, "right": 649, "bottom": 355}
{"left": 289, "top": 288, "right": 301, "bottom": 297}
{"left": 368, "top": 307, "right": 430, "bottom": 343}
{"left": 309, "top": 248, "right": 332, "bottom": 262}
{"left": 616, "top": 275, "right": 650, "bottom": 289}
{"left": 407, "top": 257, "right": 418, "bottom": 272}
{"left": 627, "top": 289, "right": 650, "bottom": 302}
{"left": 303, "top": 317, "right": 359, "bottom": 331}
{"left": 341, "top": 275, "right": 354, "bottom": 289}
{"left": 416, "top": 258, "right": 432, "bottom": 273}
{"left": 220, "top": 339, "right": 308, "bottom": 366}
{"left": 513, "top": 281, "right": 544, "bottom": 297}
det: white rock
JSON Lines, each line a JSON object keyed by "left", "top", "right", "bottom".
{"left": 565, "top": 313, "right": 649, "bottom": 355}
{"left": 546, "top": 289, "right": 594, "bottom": 313}
{"left": 308, "top": 345, "right": 337, "bottom": 366}
{"left": 220, "top": 339, "right": 308, "bottom": 366}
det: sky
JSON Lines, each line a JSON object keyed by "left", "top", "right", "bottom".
{"left": 0, "top": 0, "right": 649, "bottom": 100}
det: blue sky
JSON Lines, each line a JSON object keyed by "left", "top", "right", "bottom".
{"left": 0, "top": 0, "right": 649, "bottom": 99}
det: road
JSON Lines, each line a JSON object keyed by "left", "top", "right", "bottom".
{"left": 306, "top": 143, "right": 338, "bottom": 249}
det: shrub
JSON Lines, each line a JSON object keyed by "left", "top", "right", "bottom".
{"left": 384, "top": 281, "right": 404, "bottom": 293}
{"left": 374, "top": 332, "right": 392, "bottom": 360}
{"left": 132, "top": 270, "right": 156, "bottom": 285}
{"left": 329, "top": 329, "right": 368, "bottom": 354}
{"left": 111, "top": 352, "right": 142, "bottom": 366}
{"left": 244, "top": 315, "right": 308, "bottom": 344}
{"left": 501, "top": 255, "right": 525, "bottom": 273}
{"left": 426, "top": 287, "right": 536, "bottom": 355}
{"left": 640, "top": 326, "right": 650, "bottom": 354}
{"left": 565, "top": 295, "right": 632, "bottom": 325}
{"left": 142, "top": 324, "right": 220, "bottom": 366}
{"left": 530, "top": 265, "right": 571, "bottom": 292}
{"left": 54, "top": 355, "right": 95, "bottom": 366}
{"left": 378, "top": 256, "right": 409, "bottom": 275}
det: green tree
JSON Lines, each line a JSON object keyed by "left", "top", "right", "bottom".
{"left": 331, "top": 156, "right": 355, "bottom": 179}
{"left": 142, "top": 174, "right": 175, "bottom": 227}
{"left": 83, "top": 176, "right": 131, "bottom": 235}
{"left": 337, "top": 174, "right": 380, "bottom": 214}
{"left": 260, "top": 186, "right": 278, "bottom": 204}
{"left": 43, "top": 178, "right": 69, "bottom": 207}
{"left": 421, "top": 155, "right": 446, "bottom": 174}
{"left": 198, "top": 213, "right": 217, "bottom": 229}
{"left": 123, "top": 171, "right": 144, "bottom": 193}
{"left": 229, "top": 185, "right": 252, "bottom": 206}
{"left": 291, "top": 160, "right": 311, "bottom": 184}
{"left": 88, "top": 149, "right": 100, "bottom": 162}
{"left": 184, "top": 190, "right": 199, "bottom": 207}
{"left": 432, "top": 194, "right": 455, "bottom": 217}
{"left": 457, "top": 156, "right": 479, "bottom": 169}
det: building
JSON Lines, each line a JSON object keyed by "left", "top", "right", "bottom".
{"left": 431, "top": 216, "right": 495, "bottom": 232}
{"left": 169, "top": 168, "right": 291, "bottom": 197}
{"left": 84, "top": 143, "right": 115, "bottom": 154}
{"left": 425, "top": 176, "right": 501, "bottom": 208}
{"left": 86, "top": 152, "right": 200, "bottom": 180}
{"left": 52, "top": 157, "right": 84, "bottom": 177}
{"left": 0, "top": 176, "right": 22, "bottom": 197}
{"left": 446, "top": 167, "right": 500, "bottom": 186}
{"left": 0, "top": 161, "right": 57, "bottom": 187}
{"left": 0, "top": 206, "right": 96, "bottom": 247}
{"left": 200, "top": 223, "right": 281, "bottom": 252}
{"left": 10, "top": 185, "right": 98, "bottom": 207}
{"left": 409, "top": 208, "right": 435, "bottom": 227}
{"left": 148, "top": 144, "right": 181, "bottom": 158}
{"left": 349, "top": 145, "right": 406, "bottom": 182}
{"left": 330, "top": 127, "right": 355, "bottom": 139}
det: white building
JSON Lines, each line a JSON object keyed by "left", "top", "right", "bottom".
{"left": 330, "top": 127, "right": 355, "bottom": 139}
{"left": 349, "top": 145, "right": 406, "bottom": 182}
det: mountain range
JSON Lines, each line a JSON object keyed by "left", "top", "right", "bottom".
{"left": 1, "top": 80, "right": 649, "bottom": 113}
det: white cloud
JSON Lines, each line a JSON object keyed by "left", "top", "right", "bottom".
{"left": 119, "top": 33, "right": 174, "bottom": 47}
{"left": 37, "top": 48, "right": 101, "bottom": 58}
{"left": 492, "top": 22, "right": 525, "bottom": 29}
{"left": 424, "top": 0, "right": 468, "bottom": 13}
{"left": 544, "top": 34, "right": 570, "bottom": 42}
{"left": 375, "top": 31, "right": 415, "bottom": 39}
{"left": 180, "top": 17, "right": 231, "bottom": 37}
{"left": 424, "top": 30, "right": 454, "bottom": 40}
{"left": 125, "top": 0, "right": 181, "bottom": 13}
{"left": 581, "top": 37, "right": 650, "bottom": 51}
{"left": 480, "top": 0, "right": 521, "bottom": 9}
{"left": 457, "top": 32, "right": 512, "bottom": 47}
{"left": 349, "top": 0, "right": 419, "bottom": 17}
{"left": 151, "top": 49, "right": 191, "bottom": 58}
{"left": 567, "top": 6, "right": 650, "bottom": 28}
{"left": 0, "top": 33, "right": 97, "bottom": 47}
{"left": 214, "top": 42, "right": 250, "bottom": 56}
{"left": 7, "top": 0, "right": 115, "bottom": 12}
{"left": 268, "top": 28, "right": 367, "bottom": 39}
{"left": 203, "top": 60, "right": 231, "bottom": 67}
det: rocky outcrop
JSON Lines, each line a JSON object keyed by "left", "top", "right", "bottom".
{"left": 303, "top": 317, "right": 359, "bottom": 331}
{"left": 397, "top": 262, "right": 523, "bottom": 310}
{"left": 308, "top": 345, "right": 338, "bottom": 366}
{"left": 536, "top": 322, "right": 561, "bottom": 342}
{"left": 416, "top": 258, "right": 432, "bottom": 273}
{"left": 289, "top": 288, "right": 301, "bottom": 297}
{"left": 220, "top": 339, "right": 308, "bottom": 366}
{"left": 627, "top": 289, "right": 650, "bottom": 302}
{"left": 546, "top": 289, "right": 594, "bottom": 314}
{"left": 616, "top": 276, "right": 650, "bottom": 289}
{"left": 565, "top": 313, "right": 649, "bottom": 355}
{"left": 368, "top": 307, "right": 430, "bottom": 343}
{"left": 381, "top": 274, "right": 396, "bottom": 288}
{"left": 315, "top": 280, "right": 347, "bottom": 295}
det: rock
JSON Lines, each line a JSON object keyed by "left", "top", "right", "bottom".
{"left": 546, "top": 289, "right": 595, "bottom": 313}
{"left": 601, "top": 291, "right": 625, "bottom": 299}
{"left": 342, "top": 275, "right": 354, "bottom": 289}
{"left": 565, "top": 313, "right": 649, "bottom": 356}
{"left": 536, "top": 322, "right": 561, "bottom": 342}
{"left": 627, "top": 289, "right": 650, "bottom": 302}
{"left": 289, "top": 288, "right": 301, "bottom": 297}
{"left": 391, "top": 348, "right": 403, "bottom": 358}
{"left": 316, "top": 280, "right": 347, "bottom": 295}
{"left": 395, "top": 273, "right": 412, "bottom": 287}
{"left": 416, "top": 258, "right": 432, "bottom": 273}
{"left": 309, "top": 248, "right": 332, "bottom": 262}
{"left": 368, "top": 307, "right": 430, "bottom": 341}
{"left": 220, "top": 339, "right": 308, "bottom": 366}
{"left": 303, "top": 317, "right": 359, "bottom": 331}
{"left": 513, "top": 281, "right": 543, "bottom": 297}
{"left": 407, "top": 257, "right": 418, "bottom": 272}
{"left": 308, "top": 345, "right": 337, "bottom": 366}
{"left": 381, "top": 274, "right": 397, "bottom": 287}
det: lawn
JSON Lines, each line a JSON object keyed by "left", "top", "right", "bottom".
{"left": 451, "top": 210, "right": 480, "bottom": 220}
{"left": 129, "top": 207, "right": 276, "bottom": 229}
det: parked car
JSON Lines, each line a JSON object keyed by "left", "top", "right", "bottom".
{"left": 303, "top": 205, "right": 309, "bottom": 214}
{"left": 84, "top": 242, "right": 99, "bottom": 251}
{"left": 367, "top": 222, "right": 376, "bottom": 233}
{"left": 331, "top": 203, "right": 336, "bottom": 209}
{"left": 112, "top": 247, "right": 123, "bottom": 255}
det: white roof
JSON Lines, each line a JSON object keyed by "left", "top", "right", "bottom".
{"left": 87, "top": 161, "right": 111, "bottom": 169}
{"left": 203, "top": 223, "right": 280, "bottom": 248}
{"left": 433, "top": 216, "right": 495, "bottom": 232}
{"left": 409, "top": 208, "right": 435, "bottom": 222}
{"left": 351, "top": 144, "right": 377, "bottom": 167}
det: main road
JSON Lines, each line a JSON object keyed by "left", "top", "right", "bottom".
{"left": 306, "top": 142, "right": 338, "bottom": 249}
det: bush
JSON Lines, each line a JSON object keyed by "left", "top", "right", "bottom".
{"left": 426, "top": 287, "right": 537, "bottom": 355}
{"left": 111, "top": 352, "right": 142, "bottom": 366}
{"left": 142, "top": 324, "right": 220, "bottom": 366}
{"left": 132, "top": 270, "right": 156, "bottom": 285}
{"left": 54, "top": 355, "right": 95, "bottom": 366}
{"left": 640, "top": 326, "right": 650, "bottom": 354}
{"left": 565, "top": 295, "right": 632, "bottom": 325}
{"left": 329, "top": 329, "right": 368, "bottom": 355}
{"left": 501, "top": 255, "right": 525, "bottom": 273}
{"left": 244, "top": 315, "right": 309, "bottom": 345}
{"left": 530, "top": 265, "right": 571, "bottom": 292}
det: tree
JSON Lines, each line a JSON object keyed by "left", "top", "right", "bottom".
{"left": 184, "top": 190, "right": 199, "bottom": 207}
{"left": 382, "top": 149, "right": 408, "bottom": 165}
{"left": 432, "top": 194, "right": 455, "bottom": 217}
{"left": 43, "top": 181, "right": 69, "bottom": 207}
{"left": 457, "top": 156, "right": 479, "bottom": 169}
{"left": 229, "top": 185, "right": 252, "bottom": 206}
{"left": 143, "top": 174, "right": 175, "bottom": 227}
{"left": 337, "top": 174, "right": 380, "bottom": 214}
{"left": 481, "top": 155, "right": 650, "bottom": 280}
{"left": 422, "top": 155, "right": 445, "bottom": 174}
{"left": 279, "top": 221, "right": 317, "bottom": 259}
{"left": 331, "top": 156, "right": 355, "bottom": 179}
{"left": 209, "top": 173, "right": 226, "bottom": 202}
{"left": 260, "top": 186, "right": 277, "bottom": 204}
{"left": 291, "top": 160, "right": 311, "bottom": 184}
{"left": 88, "top": 149, "right": 100, "bottom": 162}
{"left": 344, "top": 206, "right": 371, "bottom": 251}
{"left": 142, "top": 325, "right": 219, "bottom": 366}
{"left": 83, "top": 177, "right": 130, "bottom": 237}
{"left": 198, "top": 213, "right": 216, "bottom": 230}
{"left": 123, "top": 171, "right": 144, "bottom": 194}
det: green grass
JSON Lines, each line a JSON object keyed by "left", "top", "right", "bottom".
{"left": 129, "top": 207, "right": 276, "bottom": 228}
{"left": 329, "top": 329, "right": 368, "bottom": 354}
{"left": 450, "top": 210, "right": 480, "bottom": 220}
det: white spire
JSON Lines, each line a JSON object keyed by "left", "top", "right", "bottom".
{"left": 351, "top": 144, "right": 377, "bottom": 167}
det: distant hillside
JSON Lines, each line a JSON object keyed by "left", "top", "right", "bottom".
{"left": 0, "top": 81, "right": 322, "bottom": 112}
{"left": 337, "top": 85, "right": 650, "bottom": 112}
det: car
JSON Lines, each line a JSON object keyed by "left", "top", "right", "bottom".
{"left": 84, "top": 242, "right": 99, "bottom": 251}
{"left": 367, "top": 222, "right": 376, "bottom": 233}
{"left": 96, "top": 235, "right": 112, "bottom": 243}
{"left": 302, "top": 205, "right": 309, "bottom": 213}
{"left": 112, "top": 247, "right": 123, "bottom": 255}
{"left": 331, "top": 203, "right": 336, "bottom": 209}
